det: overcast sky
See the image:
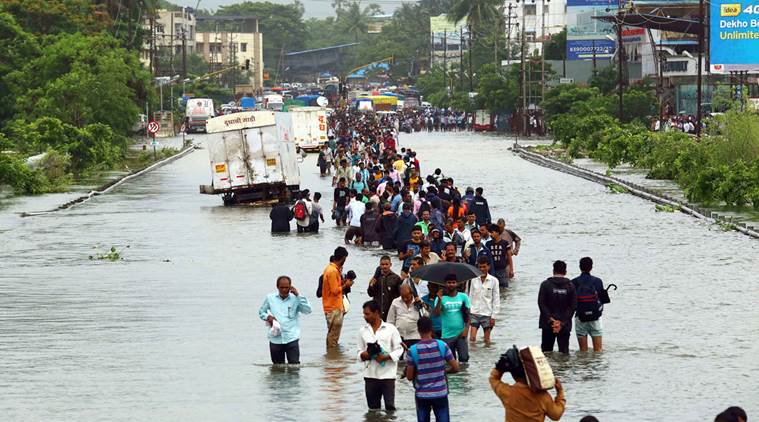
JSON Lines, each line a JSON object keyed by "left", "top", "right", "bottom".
{"left": 170, "top": 0, "right": 417, "bottom": 19}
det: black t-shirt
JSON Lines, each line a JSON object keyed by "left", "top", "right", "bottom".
{"left": 334, "top": 187, "right": 349, "bottom": 208}
{"left": 488, "top": 239, "right": 511, "bottom": 270}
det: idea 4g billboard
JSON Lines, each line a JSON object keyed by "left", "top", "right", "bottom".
{"left": 710, "top": 0, "right": 759, "bottom": 73}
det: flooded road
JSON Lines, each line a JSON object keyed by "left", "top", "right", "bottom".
{"left": 1, "top": 131, "right": 758, "bottom": 421}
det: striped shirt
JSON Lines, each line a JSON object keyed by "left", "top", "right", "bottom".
{"left": 407, "top": 339, "right": 453, "bottom": 399}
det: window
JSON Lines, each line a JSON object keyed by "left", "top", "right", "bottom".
{"left": 524, "top": 4, "right": 536, "bottom": 15}
{"left": 197, "top": 42, "right": 204, "bottom": 51}
{"left": 240, "top": 43, "right": 247, "bottom": 52}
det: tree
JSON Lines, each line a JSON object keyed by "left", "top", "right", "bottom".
{"left": 589, "top": 65, "right": 617, "bottom": 95}
{"left": 0, "top": 0, "right": 111, "bottom": 35}
{"left": 0, "top": 12, "right": 39, "bottom": 125}
{"left": 7, "top": 33, "right": 151, "bottom": 136}
{"left": 476, "top": 63, "right": 518, "bottom": 113}
{"left": 448, "top": 0, "right": 500, "bottom": 30}
{"left": 336, "top": 1, "right": 382, "bottom": 43}
{"left": 541, "top": 84, "right": 603, "bottom": 122}
{"left": 544, "top": 27, "right": 566, "bottom": 60}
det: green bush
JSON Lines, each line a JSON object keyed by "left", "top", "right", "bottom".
{"left": 0, "top": 153, "right": 50, "bottom": 195}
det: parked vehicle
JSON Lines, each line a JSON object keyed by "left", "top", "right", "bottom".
{"left": 240, "top": 97, "right": 256, "bottom": 111}
{"left": 263, "top": 94, "right": 284, "bottom": 111}
{"left": 185, "top": 98, "right": 215, "bottom": 133}
{"left": 281, "top": 106, "right": 328, "bottom": 152}
{"left": 199, "top": 111, "right": 300, "bottom": 205}
{"left": 474, "top": 110, "right": 494, "bottom": 131}
{"left": 132, "top": 113, "right": 148, "bottom": 134}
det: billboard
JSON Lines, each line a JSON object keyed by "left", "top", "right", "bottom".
{"left": 430, "top": 14, "right": 466, "bottom": 34}
{"left": 709, "top": 0, "right": 759, "bottom": 73}
{"left": 566, "top": 0, "right": 617, "bottom": 60}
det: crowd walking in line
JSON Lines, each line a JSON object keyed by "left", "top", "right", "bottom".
{"left": 261, "top": 108, "right": 746, "bottom": 421}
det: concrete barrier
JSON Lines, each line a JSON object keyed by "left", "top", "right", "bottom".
{"left": 20, "top": 145, "right": 196, "bottom": 217}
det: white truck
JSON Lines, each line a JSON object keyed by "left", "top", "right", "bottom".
{"left": 285, "top": 107, "right": 327, "bottom": 152}
{"left": 185, "top": 98, "right": 215, "bottom": 133}
{"left": 199, "top": 111, "right": 301, "bottom": 205}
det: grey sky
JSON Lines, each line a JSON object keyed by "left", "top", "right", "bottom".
{"left": 170, "top": 0, "right": 417, "bottom": 19}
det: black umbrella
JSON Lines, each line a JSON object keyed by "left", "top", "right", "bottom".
{"left": 411, "top": 262, "right": 482, "bottom": 285}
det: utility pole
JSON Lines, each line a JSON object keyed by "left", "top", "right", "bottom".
{"left": 182, "top": 31, "right": 187, "bottom": 79}
{"left": 149, "top": 13, "right": 155, "bottom": 76}
{"left": 696, "top": 0, "right": 704, "bottom": 137}
{"left": 521, "top": 2, "right": 527, "bottom": 136}
{"left": 468, "top": 25, "right": 474, "bottom": 92}
{"left": 460, "top": 27, "right": 464, "bottom": 90}
{"left": 616, "top": 1, "right": 624, "bottom": 122}
{"left": 506, "top": 4, "right": 514, "bottom": 64}
{"left": 443, "top": 30, "right": 448, "bottom": 96}
{"left": 541, "top": 0, "right": 547, "bottom": 102}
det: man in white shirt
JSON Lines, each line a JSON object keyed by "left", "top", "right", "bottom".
{"left": 357, "top": 300, "right": 404, "bottom": 411}
{"left": 345, "top": 192, "right": 366, "bottom": 244}
{"left": 402, "top": 257, "right": 429, "bottom": 299}
{"left": 466, "top": 257, "right": 501, "bottom": 344}
{"left": 387, "top": 284, "right": 421, "bottom": 348}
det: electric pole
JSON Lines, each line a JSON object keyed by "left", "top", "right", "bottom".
{"left": 696, "top": 0, "right": 704, "bottom": 136}
{"left": 460, "top": 27, "right": 464, "bottom": 90}
{"left": 182, "top": 31, "right": 187, "bottom": 79}
{"left": 505, "top": 4, "right": 518, "bottom": 64}
{"left": 617, "top": 0, "right": 624, "bottom": 122}
{"left": 520, "top": 2, "right": 527, "bottom": 136}
{"left": 541, "top": 0, "right": 547, "bottom": 102}
{"left": 443, "top": 30, "right": 448, "bottom": 96}
{"left": 468, "top": 25, "right": 474, "bottom": 92}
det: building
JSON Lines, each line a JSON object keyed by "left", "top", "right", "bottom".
{"left": 141, "top": 8, "right": 197, "bottom": 68}
{"left": 195, "top": 16, "right": 264, "bottom": 93}
{"left": 506, "top": 0, "right": 568, "bottom": 49}
{"left": 195, "top": 31, "right": 264, "bottom": 91}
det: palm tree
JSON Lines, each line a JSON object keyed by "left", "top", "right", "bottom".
{"left": 337, "top": 1, "right": 380, "bottom": 43}
{"left": 448, "top": 0, "right": 500, "bottom": 32}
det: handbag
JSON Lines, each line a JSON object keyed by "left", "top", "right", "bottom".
{"left": 599, "top": 283, "right": 617, "bottom": 305}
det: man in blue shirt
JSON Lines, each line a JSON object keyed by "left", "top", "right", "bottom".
{"left": 258, "top": 275, "right": 312, "bottom": 364}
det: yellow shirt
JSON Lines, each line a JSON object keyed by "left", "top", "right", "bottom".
{"left": 489, "top": 369, "right": 565, "bottom": 422}
{"left": 393, "top": 159, "right": 406, "bottom": 173}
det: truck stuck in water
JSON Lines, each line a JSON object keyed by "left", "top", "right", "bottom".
{"left": 199, "top": 111, "right": 301, "bottom": 205}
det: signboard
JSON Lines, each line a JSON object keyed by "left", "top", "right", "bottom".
{"left": 566, "top": 0, "right": 617, "bottom": 61}
{"left": 567, "top": 38, "right": 616, "bottom": 60}
{"left": 710, "top": 0, "right": 759, "bottom": 73}
{"left": 430, "top": 14, "right": 466, "bottom": 34}
{"left": 147, "top": 121, "right": 160, "bottom": 134}
{"left": 205, "top": 111, "right": 276, "bottom": 134}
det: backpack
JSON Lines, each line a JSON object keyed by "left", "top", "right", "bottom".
{"left": 293, "top": 200, "right": 307, "bottom": 221}
{"left": 575, "top": 278, "right": 603, "bottom": 322}
{"left": 316, "top": 275, "right": 323, "bottom": 298}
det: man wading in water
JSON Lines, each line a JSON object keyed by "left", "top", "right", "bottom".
{"left": 322, "top": 247, "right": 353, "bottom": 348}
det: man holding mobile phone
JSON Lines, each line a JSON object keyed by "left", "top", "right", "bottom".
{"left": 258, "top": 275, "right": 312, "bottom": 364}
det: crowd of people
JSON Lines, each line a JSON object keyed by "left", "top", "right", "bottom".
{"left": 263, "top": 108, "right": 746, "bottom": 422}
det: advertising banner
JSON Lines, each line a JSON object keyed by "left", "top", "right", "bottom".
{"left": 567, "top": 38, "right": 616, "bottom": 60}
{"left": 566, "top": 0, "right": 617, "bottom": 60}
{"left": 710, "top": 0, "right": 759, "bottom": 73}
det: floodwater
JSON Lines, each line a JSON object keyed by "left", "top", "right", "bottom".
{"left": 1, "top": 131, "right": 758, "bottom": 422}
